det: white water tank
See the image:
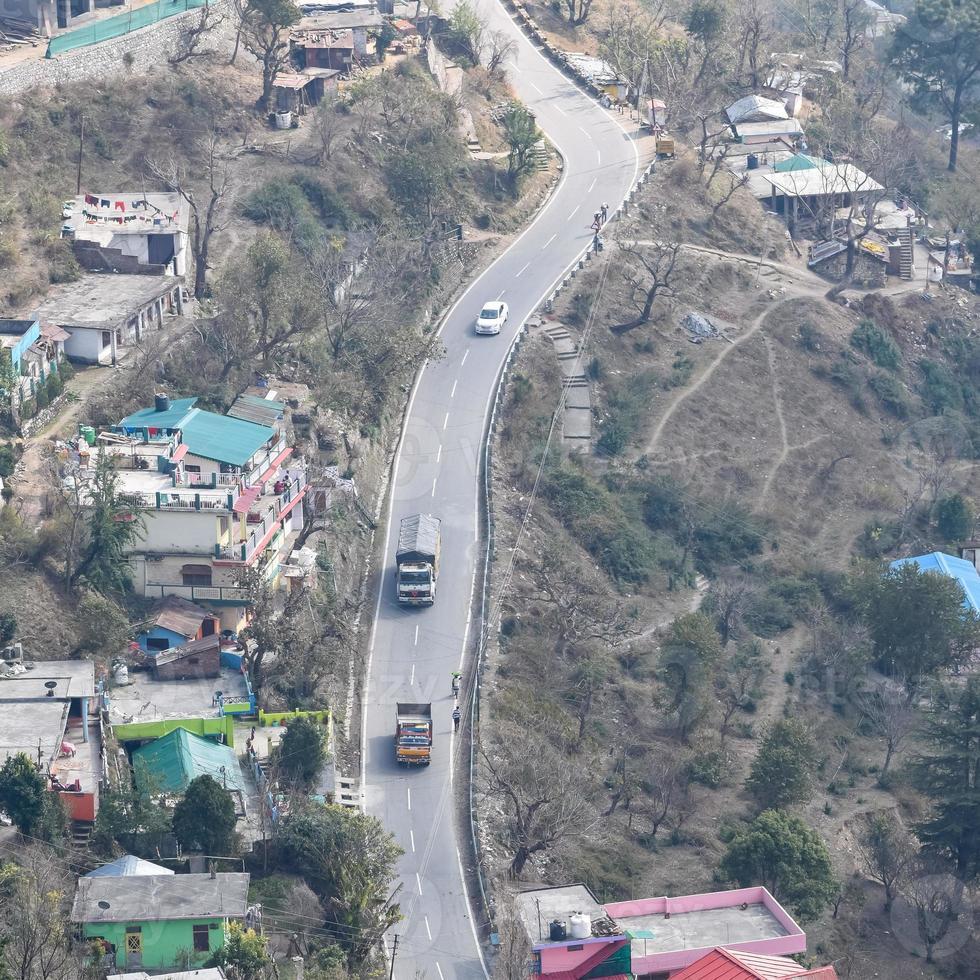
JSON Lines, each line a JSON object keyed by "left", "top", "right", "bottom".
{"left": 113, "top": 663, "right": 129, "bottom": 686}
{"left": 274, "top": 111, "right": 292, "bottom": 130}
{"left": 569, "top": 913, "right": 591, "bottom": 940}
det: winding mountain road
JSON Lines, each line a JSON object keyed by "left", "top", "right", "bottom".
{"left": 362, "top": 5, "right": 645, "bottom": 978}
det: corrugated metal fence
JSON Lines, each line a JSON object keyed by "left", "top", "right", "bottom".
{"left": 46, "top": 0, "right": 207, "bottom": 57}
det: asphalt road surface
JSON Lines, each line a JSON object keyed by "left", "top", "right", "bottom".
{"left": 362, "top": 5, "right": 644, "bottom": 978}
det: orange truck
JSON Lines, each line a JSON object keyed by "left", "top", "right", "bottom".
{"left": 395, "top": 702, "right": 433, "bottom": 766}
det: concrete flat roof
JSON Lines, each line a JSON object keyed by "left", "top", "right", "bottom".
{"left": 65, "top": 193, "right": 188, "bottom": 236}
{"left": 0, "top": 700, "right": 68, "bottom": 767}
{"left": 30, "top": 275, "right": 180, "bottom": 329}
{"left": 762, "top": 163, "right": 882, "bottom": 198}
{"left": 107, "top": 666, "right": 249, "bottom": 724}
{"left": 0, "top": 659, "right": 96, "bottom": 700}
{"left": 516, "top": 885, "right": 611, "bottom": 945}
{"left": 614, "top": 902, "right": 789, "bottom": 955}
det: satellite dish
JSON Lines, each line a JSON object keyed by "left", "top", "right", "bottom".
{"left": 98, "top": 901, "right": 111, "bottom": 910}
{"left": 44, "top": 681, "right": 57, "bottom": 689}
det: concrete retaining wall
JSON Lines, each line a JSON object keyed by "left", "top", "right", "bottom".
{"left": 0, "top": 0, "right": 236, "bottom": 98}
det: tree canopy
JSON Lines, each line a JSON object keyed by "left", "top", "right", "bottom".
{"left": 721, "top": 810, "right": 838, "bottom": 921}
{"left": 854, "top": 561, "right": 980, "bottom": 696}
{"left": 913, "top": 676, "right": 980, "bottom": 879}
{"left": 276, "top": 715, "right": 328, "bottom": 790}
{"left": 278, "top": 804, "right": 403, "bottom": 968}
{"left": 172, "top": 775, "right": 237, "bottom": 855}
{"left": 890, "top": 0, "right": 980, "bottom": 171}
{"left": 745, "top": 719, "right": 815, "bottom": 809}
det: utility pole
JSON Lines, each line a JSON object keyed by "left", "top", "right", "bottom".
{"left": 76, "top": 114, "right": 85, "bottom": 195}
{"left": 388, "top": 934, "right": 398, "bottom": 980}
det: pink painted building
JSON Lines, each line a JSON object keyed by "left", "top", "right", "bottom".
{"left": 516, "top": 885, "right": 807, "bottom": 980}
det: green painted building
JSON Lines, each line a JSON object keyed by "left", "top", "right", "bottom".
{"left": 71, "top": 873, "right": 250, "bottom": 971}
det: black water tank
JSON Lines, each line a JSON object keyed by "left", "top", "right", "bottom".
{"left": 155, "top": 392, "right": 170, "bottom": 413}
{"left": 549, "top": 920, "right": 567, "bottom": 941}
{"left": 747, "top": 153, "right": 759, "bottom": 170}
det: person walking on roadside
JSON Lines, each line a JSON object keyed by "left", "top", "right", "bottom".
{"left": 600, "top": 203, "right": 608, "bottom": 223}
{"left": 451, "top": 671, "right": 461, "bottom": 696}
{"left": 452, "top": 705, "right": 461, "bottom": 732}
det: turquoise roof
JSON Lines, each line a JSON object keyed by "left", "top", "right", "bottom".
{"left": 179, "top": 408, "right": 276, "bottom": 467}
{"left": 117, "top": 397, "right": 276, "bottom": 467}
{"left": 773, "top": 153, "right": 826, "bottom": 173}
{"left": 891, "top": 552, "right": 980, "bottom": 614}
{"left": 119, "top": 396, "right": 198, "bottom": 430}
{"left": 133, "top": 728, "right": 246, "bottom": 795}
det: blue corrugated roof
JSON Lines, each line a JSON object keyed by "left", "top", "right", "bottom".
{"left": 133, "top": 728, "right": 246, "bottom": 795}
{"left": 179, "top": 408, "right": 275, "bottom": 467}
{"left": 119, "top": 396, "right": 198, "bottom": 430}
{"left": 891, "top": 552, "right": 980, "bottom": 614}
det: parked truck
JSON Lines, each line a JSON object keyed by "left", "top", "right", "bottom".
{"left": 395, "top": 514, "right": 441, "bottom": 605}
{"left": 395, "top": 702, "right": 433, "bottom": 766}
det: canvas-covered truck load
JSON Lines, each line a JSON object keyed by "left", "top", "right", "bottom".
{"left": 395, "top": 702, "right": 433, "bottom": 765}
{"left": 395, "top": 514, "right": 441, "bottom": 605}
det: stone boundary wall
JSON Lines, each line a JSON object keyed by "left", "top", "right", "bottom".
{"left": 0, "top": 0, "right": 236, "bottom": 98}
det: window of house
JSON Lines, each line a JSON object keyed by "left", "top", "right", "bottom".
{"left": 567, "top": 945, "right": 584, "bottom": 952}
{"left": 124, "top": 927, "right": 142, "bottom": 954}
{"left": 192, "top": 925, "right": 210, "bottom": 953}
{"left": 182, "top": 563, "right": 213, "bottom": 588}
{"left": 184, "top": 464, "right": 201, "bottom": 473}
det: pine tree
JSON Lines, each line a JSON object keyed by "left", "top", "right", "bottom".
{"left": 913, "top": 676, "right": 980, "bottom": 879}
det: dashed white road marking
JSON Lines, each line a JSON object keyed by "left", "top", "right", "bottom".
{"left": 414, "top": 624, "right": 419, "bottom": 645}
{"left": 431, "top": 477, "right": 437, "bottom": 497}
{"left": 409, "top": 829, "right": 416, "bottom": 852}
{"left": 461, "top": 348, "right": 469, "bottom": 366}
{"left": 424, "top": 916, "right": 433, "bottom": 941}
{"left": 450, "top": 380, "right": 458, "bottom": 398}
{"left": 516, "top": 261, "right": 530, "bottom": 277}
{"left": 442, "top": 413, "right": 449, "bottom": 430}
{"left": 407, "top": 787, "right": 412, "bottom": 810}
{"left": 543, "top": 233, "right": 557, "bottom": 248}
{"left": 588, "top": 177, "right": 597, "bottom": 192}
{"left": 416, "top": 872, "right": 423, "bottom": 895}
{"left": 567, "top": 205, "right": 580, "bottom": 222}
{"left": 436, "top": 445, "right": 442, "bottom": 463}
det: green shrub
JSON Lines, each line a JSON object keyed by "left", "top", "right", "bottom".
{"left": 868, "top": 372, "right": 909, "bottom": 417}
{"left": 936, "top": 493, "right": 973, "bottom": 541}
{"left": 0, "top": 444, "right": 16, "bottom": 478}
{"left": 542, "top": 466, "right": 606, "bottom": 523}
{"left": 851, "top": 319, "right": 900, "bottom": 370}
{"left": 19, "top": 398, "right": 35, "bottom": 420}
{"left": 827, "top": 355, "right": 866, "bottom": 412}
{"left": 643, "top": 477, "right": 686, "bottom": 530}
{"left": 693, "top": 502, "right": 764, "bottom": 570}
{"left": 58, "top": 359, "right": 74, "bottom": 382}
{"left": 919, "top": 359, "right": 963, "bottom": 414}
{"left": 744, "top": 591, "right": 794, "bottom": 636}
{"left": 45, "top": 372, "right": 63, "bottom": 401}
{"left": 597, "top": 370, "right": 657, "bottom": 457}
{"left": 34, "top": 386, "right": 49, "bottom": 410}
{"left": 798, "top": 321, "right": 822, "bottom": 352}
{"left": 687, "top": 747, "right": 726, "bottom": 787}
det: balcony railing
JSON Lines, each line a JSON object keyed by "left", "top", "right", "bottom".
{"left": 143, "top": 583, "right": 248, "bottom": 603}
{"left": 214, "top": 475, "right": 305, "bottom": 562}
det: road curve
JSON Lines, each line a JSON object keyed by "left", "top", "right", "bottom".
{"left": 362, "top": 5, "right": 643, "bottom": 979}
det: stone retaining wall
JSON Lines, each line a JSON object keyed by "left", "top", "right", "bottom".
{"left": 0, "top": 0, "right": 236, "bottom": 98}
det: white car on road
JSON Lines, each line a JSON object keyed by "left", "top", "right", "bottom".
{"left": 476, "top": 300, "right": 508, "bottom": 335}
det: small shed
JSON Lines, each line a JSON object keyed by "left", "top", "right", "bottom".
{"left": 138, "top": 596, "right": 219, "bottom": 653}
{"left": 725, "top": 95, "right": 789, "bottom": 125}
{"left": 152, "top": 634, "right": 221, "bottom": 681}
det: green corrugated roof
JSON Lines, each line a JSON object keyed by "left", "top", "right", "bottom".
{"left": 773, "top": 153, "right": 826, "bottom": 173}
{"left": 180, "top": 409, "right": 276, "bottom": 467}
{"left": 119, "top": 396, "right": 198, "bottom": 430}
{"left": 133, "top": 728, "right": 245, "bottom": 795}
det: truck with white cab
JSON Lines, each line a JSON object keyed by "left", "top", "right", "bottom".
{"left": 395, "top": 514, "right": 441, "bottom": 605}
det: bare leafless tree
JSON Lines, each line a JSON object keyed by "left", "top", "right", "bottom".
{"left": 612, "top": 240, "right": 681, "bottom": 334}
{"left": 856, "top": 683, "right": 917, "bottom": 773}
{"left": 484, "top": 29, "right": 516, "bottom": 77}
{"left": 855, "top": 810, "right": 916, "bottom": 911}
{"left": 481, "top": 720, "right": 601, "bottom": 878}
{"left": 169, "top": 0, "right": 228, "bottom": 64}
{"left": 523, "top": 550, "right": 636, "bottom": 657}
{"left": 563, "top": 0, "right": 594, "bottom": 27}
{"left": 147, "top": 134, "right": 229, "bottom": 301}
{"left": 0, "top": 847, "right": 77, "bottom": 980}
{"left": 641, "top": 755, "right": 691, "bottom": 839}
{"left": 238, "top": 0, "right": 301, "bottom": 113}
